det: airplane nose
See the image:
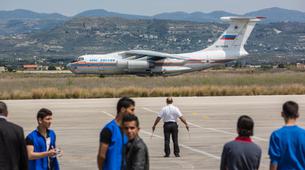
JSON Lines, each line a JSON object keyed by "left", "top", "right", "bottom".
{"left": 66, "top": 63, "right": 75, "bottom": 73}
{"left": 66, "top": 63, "right": 72, "bottom": 70}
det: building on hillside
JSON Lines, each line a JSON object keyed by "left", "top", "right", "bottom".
{"left": 296, "top": 63, "right": 305, "bottom": 70}
{"left": 23, "top": 64, "right": 38, "bottom": 71}
{"left": 0, "top": 66, "right": 6, "bottom": 72}
{"left": 37, "top": 65, "right": 49, "bottom": 71}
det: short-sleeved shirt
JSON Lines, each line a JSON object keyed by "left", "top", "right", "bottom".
{"left": 158, "top": 104, "right": 182, "bottom": 122}
{"left": 26, "top": 129, "right": 59, "bottom": 170}
{"left": 220, "top": 137, "right": 262, "bottom": 170}
{"left": 100, "top": 128, "right": 112, "bottom": 144}
{"left": 26, "top": 131, "right": 51, "bottom": 151}
{"left": 99, "top": 119, "right": 127, "bottom": 170}
{"left": 268, "top": 125, "right": 305, "bottom": 170}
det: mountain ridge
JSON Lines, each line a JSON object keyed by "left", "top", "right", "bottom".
{"left": 1, "top": 7, "right": 305, "bottom": 23}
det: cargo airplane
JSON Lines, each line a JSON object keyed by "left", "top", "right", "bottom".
{"left": 67, "top": 16, "right": 263, "bottom": 76}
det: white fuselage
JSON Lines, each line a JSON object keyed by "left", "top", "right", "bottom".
{"left": 67, "top": 16, "right": 262, "bottom": 76}
{"left": 67, "top": 50, "right": 242, "bottom": 76}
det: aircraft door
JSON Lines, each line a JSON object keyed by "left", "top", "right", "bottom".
{"left": 98, "top": 59, "right": 104, "bottom": 73}
{"left": 206, "top": 55, "right": 211, "bottom": 66}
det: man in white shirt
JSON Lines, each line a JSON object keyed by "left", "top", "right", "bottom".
{"left": 152, "top": 97, "right": 189, "bottom": 157}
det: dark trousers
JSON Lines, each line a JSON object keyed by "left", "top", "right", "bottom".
{"left": 163, "top": 122, "right": 179, "bottom": 156}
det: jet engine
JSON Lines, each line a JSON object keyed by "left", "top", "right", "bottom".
{"left": 127, "top": 60, "right": 150, "bottom": 71}
{"left": 115, "top": 60, "right": 151, "bottom": 72}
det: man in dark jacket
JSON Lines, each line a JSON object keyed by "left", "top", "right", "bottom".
{"left": 123, "top": 114, "right": 149, "bottom": 170}
{"left": 0, "top": 101, "right": 28, "bottom": 170}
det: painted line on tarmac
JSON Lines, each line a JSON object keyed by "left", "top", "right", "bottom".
{"left": 142, "top": 107, "right": 269, "bottom": 169}
{"left": 142, "top": 107, "right": 268, "bottom": 142}
{"left": 101, "top": 111, "right": 220, "bottom": 160}
{"left": 140, "top": 129, "right": 220, "bottom": 160}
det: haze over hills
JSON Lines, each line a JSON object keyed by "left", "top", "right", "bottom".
{"left": 0, "top": 9, "right": 68, "bottom": 21}
{"left": 0, "top": 9, "right": 68, "bottom": 35}
{"left": 0, "top": 7, "right": 305, "bottom": 66}
{"left": 152, "top": 11, "right": 236, "bottom": 23}
{"left": 0, "top": 16, "right": 304, "bottom": 66}
{"left": 75, "top": 9, "right": 148, "bottom": 19}
{"left": 0, "top": 7, "right": 305, "bottom": 23}
{"left": 245, "top": 7, "right": 305, "bottom": 23}
{"left": 1, "top": 7, "right": 305, "bottom": 36}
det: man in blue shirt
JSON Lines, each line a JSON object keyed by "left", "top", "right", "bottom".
{"left": 97, "top": 97, "right": 135, "bottom": 170}
{"left": 268, "top": 101, "right": 305, "bottom": 170}
{"left": 26, "top": 108, "right": 60, "bottom": 170}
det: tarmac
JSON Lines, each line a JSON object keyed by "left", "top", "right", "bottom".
{"left": 5, "top": 95, "right": 305, "bottom": 170}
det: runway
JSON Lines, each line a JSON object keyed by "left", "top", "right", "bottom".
{"left": 4, "top": 95, "right": 305, "bottom": 170}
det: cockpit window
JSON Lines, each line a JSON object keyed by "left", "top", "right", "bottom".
{"left": 77, "top": 57, "right": 84, "bottom": 61}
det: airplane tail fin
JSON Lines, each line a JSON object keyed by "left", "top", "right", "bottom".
{"left": 203, "top": 16, "right": 263, "bottom": 55}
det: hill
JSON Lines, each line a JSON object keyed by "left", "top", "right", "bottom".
{"left": 0, "top": 17, "right": 304, "bottom": 66}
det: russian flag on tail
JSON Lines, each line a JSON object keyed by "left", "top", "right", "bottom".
{"left": 221, "top": 34, "right": 237, "bottom": 40}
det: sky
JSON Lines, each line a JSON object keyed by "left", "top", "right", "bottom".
{"left": 1, "top": 0, "right": 305, "bottom": 16}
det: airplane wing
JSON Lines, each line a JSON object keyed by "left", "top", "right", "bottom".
{"left": 121, "top": 50, "right": 185, "bottom": 61}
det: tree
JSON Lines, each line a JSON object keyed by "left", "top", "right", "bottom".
{"left": 48, "top": 65, "right": 56, "bottom": 70}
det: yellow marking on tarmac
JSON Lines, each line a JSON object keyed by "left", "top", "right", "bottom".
{"left": 202, "top": 115, "right": 209, "bottom": 120}
{"left": 192, "top": 112, "right": 198, "bottom": 116}
{"left": 191, "top": 112, "right": 208, "bottom": 120}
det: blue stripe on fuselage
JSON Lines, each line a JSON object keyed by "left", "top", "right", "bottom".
{"left": 73, "top": 63, "right": 116, "bottom": 67}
